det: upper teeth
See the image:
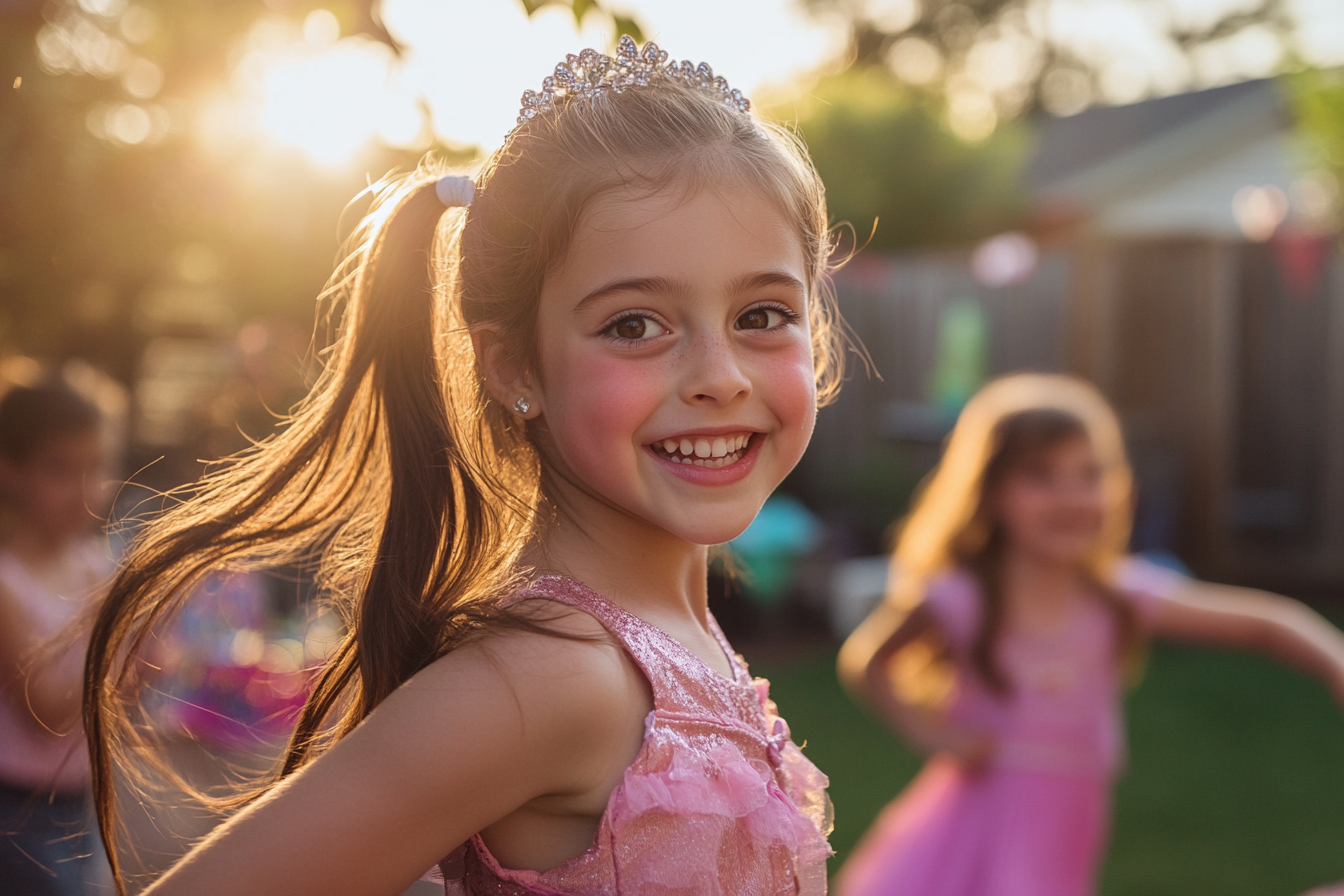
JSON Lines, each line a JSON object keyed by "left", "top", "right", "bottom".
{"left": 660, "top": 434, "right": 750, "bottom": 458}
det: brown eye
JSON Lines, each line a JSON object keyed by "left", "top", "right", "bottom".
{"left": 614, "top": 317, "right": 647, "bottom": 339}
{"left": 605, "top": 314, "right": 667, "bottom": 341}
{"left": 738, "top": 306, "right": 792, "bottom": 331}
{"left": 738, "top": 309, "right": 770, "bottom": 330}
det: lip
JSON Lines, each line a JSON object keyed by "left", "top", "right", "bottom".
{"left": 644, "top": 431, "right": 763, "bottom": 486}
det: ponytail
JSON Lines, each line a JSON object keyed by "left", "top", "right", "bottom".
{"left": 84, "top": 175, "right": 531, "bottom": 891}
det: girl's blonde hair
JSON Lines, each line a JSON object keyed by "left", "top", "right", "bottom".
{"left": 889, "top": 373, "right": 1139, "bottom": 693}
{"left": 85, "top": 69, "right": 848, "bottom": 890}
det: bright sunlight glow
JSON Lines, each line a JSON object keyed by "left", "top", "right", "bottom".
{"left": 197, "top": 11, "right": 425, "bottom": 169}
{"left": 201, "top": 1, "right": 843, "bottom": 168}
{"left": 201, "top": 0, "right": 1342, "bottom": 169}
{"left": 261, "top": 39, "right": 420, "bottom": 167}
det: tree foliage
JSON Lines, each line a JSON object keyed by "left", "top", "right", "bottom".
{"left": 764, "top": 68, "right": 1028, "bottom": 250}
{"left": 1287, "top": 67, "right": 1344, "bottom": 230}
{"left": 518, "top": 0, "right": 644, "bottom": 43}
{"left": 802, "top": 0, "right": 1305, "bottom": 126}
{"left": 0, "top": 0, "right": 641, "bottom": 377}
{"left": 1, "top": 1, "right": 402, "bottom": 371}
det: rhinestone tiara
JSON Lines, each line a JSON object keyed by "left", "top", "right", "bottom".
{"left": 516, "top": 35, "right": 751, "bottom": 128}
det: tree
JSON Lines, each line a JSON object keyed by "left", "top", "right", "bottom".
{"left": 1287, "top": 67, "right": 1344, "bottom": 234}
{"left": 0, "top": 0, "right": 640, "bottom": 378}
{"left": 801, "top": 0, "right": 1309, "bottom": 136}
{"left": 763, "top": 68, "right": 1028, "bottom": 251}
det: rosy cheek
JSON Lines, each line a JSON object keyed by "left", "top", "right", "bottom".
{"left": 1001, "top": 487, "right": 1046, "bottom": 534}
{"left": 758, "top": 342, "right": 818, "bottom": 433}
{"left": 544, "top": 348, "right": 664, "bottom": 478}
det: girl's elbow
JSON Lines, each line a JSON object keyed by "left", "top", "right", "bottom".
{"left": 835, "top": 641, "right": 865, "bottom": 695}
{"left": 836, "top": 637, "right": 878, "bottom": 700}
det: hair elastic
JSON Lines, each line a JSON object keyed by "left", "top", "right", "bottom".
{"left": 435, "top": 175, "right": 475, "bottom": 208}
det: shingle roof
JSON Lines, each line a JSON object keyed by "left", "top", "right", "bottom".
{"left": 1027, "top": 78, "right": 1287, "bottom": 199}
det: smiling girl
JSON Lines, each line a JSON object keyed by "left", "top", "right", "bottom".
{"left": 85, "top": 38, "right": 837, "bottom": 896}
{"left": 835, "top": 373, "right": 1344, "bottom": 896}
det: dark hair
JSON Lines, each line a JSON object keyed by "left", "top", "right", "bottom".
{"left": 84, "top": 71, "right": 846, "bottom": 891}
{"left": 958, "top": 408, "right": 1141, "bottom": 695}
{"left": 0, "top": 382, "right": 101, "bottom": 463}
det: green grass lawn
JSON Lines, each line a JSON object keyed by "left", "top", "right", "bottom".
{"left": 751, "top": 644, "right": 1344, "bottom": 895}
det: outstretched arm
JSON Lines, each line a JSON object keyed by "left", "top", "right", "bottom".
{"left": 0, "top": 580, "right": 87, "bottom": 731}
{"left": 838, "top": 600, "right": 991, "bottom": 766}
{"left": 1147, "top": 579, "right": 1344, "bottom": 708}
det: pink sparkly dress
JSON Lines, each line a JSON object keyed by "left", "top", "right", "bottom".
{"left": 430, "top": 575, "right": 834, "bottom": 895}
{"left": 835, "top": 557, "right": 1183, "bottom": 896}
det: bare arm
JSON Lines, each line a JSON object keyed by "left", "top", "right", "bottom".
{"left": 0, "top": 580, "right": 86, "bottom": 731}
{"left": 1148, "top": 579, "right": 1344, "bottom": 708}
{"left": 1302, "top": 884, "right": 1344, "bottom": 896}
{"left": 838, "top": 601, "right": 990, "bottom": 763}
{"left": 139, "top": 624, "right": 645, "bottom": 896}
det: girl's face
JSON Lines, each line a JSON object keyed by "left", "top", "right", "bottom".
{"left": 991, "top": 435, "right": 1107, "bottom": 566}
{"left": 0, "top": 429, "right": 107, "bottom": 542}
{"left": 528, "top": 181, "right": 816, "bottom": 545}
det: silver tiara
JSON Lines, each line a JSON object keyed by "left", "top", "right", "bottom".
{"left": 516, "top": 35, "right": 751, "bottom": 128}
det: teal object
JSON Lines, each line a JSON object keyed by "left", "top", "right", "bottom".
{"left": 929, "top": 299, "right": 987, "bottom": 412}
{"left": 730, "top": 494, "right": 822, "bottom": 604}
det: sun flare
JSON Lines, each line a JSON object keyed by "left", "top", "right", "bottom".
{"left": 259, "top": 39, "right": 421, "bottom": 168}
{"left": 203, "top": 12, "right": 424, "bottom": 169}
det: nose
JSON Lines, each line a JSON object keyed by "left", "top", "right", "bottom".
{"left": 682, "top": 330, "right": 751, "bottom": 406}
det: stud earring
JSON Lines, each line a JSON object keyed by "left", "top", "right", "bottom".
{"left": 513, "top": 397, "right": 531, "bottom": 415}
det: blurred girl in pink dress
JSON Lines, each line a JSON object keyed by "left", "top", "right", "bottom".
{"left": 835, "top": 372, "right": 1344, "bottom": 896}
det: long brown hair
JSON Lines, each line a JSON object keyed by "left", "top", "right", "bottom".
{"left": 84, "top": 72, "right": 849, "bottom": 889}
{"left": 888, "top": 373, "right": 1141, "bottom": 695}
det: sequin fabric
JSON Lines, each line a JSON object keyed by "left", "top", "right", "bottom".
{"left": 437, "top": 575, "right": 833, "bottom": 895}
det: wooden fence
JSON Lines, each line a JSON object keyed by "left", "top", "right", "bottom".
{"left": 795, "top": 238, "right": 1344, "bottom": 593}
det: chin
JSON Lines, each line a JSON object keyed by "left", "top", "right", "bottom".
{"left": 1044, "top": 542, "right": 1098, "bottom": 566}
{"left": 664, "top": 515, "right": 759, "bottom": 548}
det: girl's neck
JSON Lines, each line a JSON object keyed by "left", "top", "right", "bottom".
{"left": 531, "top": 489, "right": 710, "bottom": 625}
{"left": 999, "top": 547, "right": 1085, "bottom": 608}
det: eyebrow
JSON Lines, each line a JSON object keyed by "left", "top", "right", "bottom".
{"left": 572, "top": 270, "right": 806, "bottom": 314}
{"left": 728, "top": 270, "right": 807, "bottom": 297}
{"left": 573, "top": 276, "right": 681, "bottom": 313}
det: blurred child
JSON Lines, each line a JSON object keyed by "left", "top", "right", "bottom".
{"left": 0, "top": 380, "right": 114, "bottom": 894}
{"left": 85, "top": 37, "right": 838, "bottom": 896}
{"left": 836, "top": 373, "right": 1344, "bottom": 896}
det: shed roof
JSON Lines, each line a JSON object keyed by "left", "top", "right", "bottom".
{"left": 1027, "top": 78, "right": 1293, "bottom": 236}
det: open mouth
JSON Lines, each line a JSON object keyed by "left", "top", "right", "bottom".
{"left": 650, "top": 433, "right": 754, "bottom": 468}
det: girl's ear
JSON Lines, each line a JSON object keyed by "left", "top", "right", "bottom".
{"left": 471, "top": 327, "right": 540, "bottom": 419}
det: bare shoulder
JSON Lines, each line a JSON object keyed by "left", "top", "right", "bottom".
{"left": 393, "top": 599, "right": 649, "bottom": 776}
{"left": 411, "top": 599, "right": 637, "bottom": 701}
